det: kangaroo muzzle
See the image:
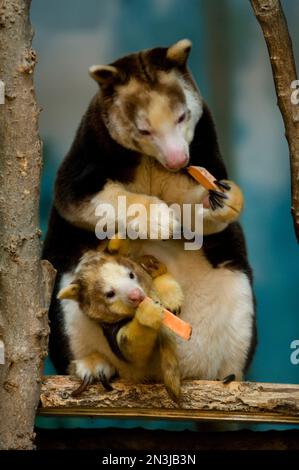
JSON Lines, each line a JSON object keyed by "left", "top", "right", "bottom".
{"left": 128, "top": 288, "right": 145, "bottom": 306}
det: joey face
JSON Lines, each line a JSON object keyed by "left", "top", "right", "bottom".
{"left": 99, "top": 260, "right": 145, "bottom": 309}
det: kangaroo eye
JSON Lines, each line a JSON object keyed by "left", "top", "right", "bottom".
{"left": 138, "top": 128, "right": 151, "bottom": 136}
{"left": 106, "top": 290, "right": 115, "bottom": 298}
{"left": 177, "top": 112, "right": 186, "bottom": 124}
{"left": 129, "top": 272, "right": 135, "bottom": 279}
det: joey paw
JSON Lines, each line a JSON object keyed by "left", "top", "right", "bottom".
{"left": 136, "top": 297, "right": 164, "bottom": 329}
{"left": 153, "top": 274, "right": 184, "bottom": 316}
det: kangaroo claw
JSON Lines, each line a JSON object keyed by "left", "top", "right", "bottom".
{"left": 71, "top": 375, "right": 91, "bottom": 397}
{"left": 209, "top": 189, "right": 227, "bottom": 210}
{"left": 99, "top": 372, "right": 113, "bottom": 391}
{"left": 215, "top": 180, "right": 231, "bottom": 191}
{"left": 222, "top": 374, "right": 236, "bottom": 384}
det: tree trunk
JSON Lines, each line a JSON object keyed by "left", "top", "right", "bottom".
{"left": 0, "top": 0, "right": 56, "bottom": 449}
{"left": 40, "top": 376, "right": 299, "bottom": 424}
{"left": 250, "top": 0, "right": 299, "bottom": 242}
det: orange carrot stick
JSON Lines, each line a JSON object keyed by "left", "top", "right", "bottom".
{"left": 144, "top": 297, "right": 192, "bottom": 341}
{"left": 163, "top": 308, "right": 192, "bottom": 341}
{"left": 187, "top": 165, "right": 244, "bottom": 214}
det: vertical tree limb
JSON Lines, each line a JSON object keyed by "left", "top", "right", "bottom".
{"left": 0, "top": 0, "right": 56, "bottom": 449}
{"left": 250, "top": 0, "right": 299, "bottom": 242}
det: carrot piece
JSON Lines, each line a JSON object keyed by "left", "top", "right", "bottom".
{"left": 187, "top": 165, "right": 218, "bottom": 191}
{"left": 142, "top": 297, "right": 192, "bottom": 340}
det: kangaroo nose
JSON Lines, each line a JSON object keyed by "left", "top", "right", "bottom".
{"left": 128, "top": 288, "right": 145, "bottom": 305}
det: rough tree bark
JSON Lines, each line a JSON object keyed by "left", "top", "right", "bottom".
{"left": 0, "top": 0, "right": 56, "bottom": 449}
{"left": 250, "top": 0, "right": 299, "bottom": 242}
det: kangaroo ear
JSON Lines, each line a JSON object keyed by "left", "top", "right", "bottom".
{"left": 57, "top": 283, "right": 80, "bottom": 301}
{"left": 89, "top": 64, "right": 121, "bottom": 86}
{"left": 166, "top": 39, "right": 192, "bottom": 66}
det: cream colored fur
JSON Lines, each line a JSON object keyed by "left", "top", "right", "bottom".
{"left": 131, "top": 239, "right": 254, "bottom": 380}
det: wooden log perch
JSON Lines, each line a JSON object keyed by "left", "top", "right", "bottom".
{"left": 250, "top": 0, "right": 299, "bottom": 242}
{"left": 39, "top": 376, "right": 299, "bottom": 424}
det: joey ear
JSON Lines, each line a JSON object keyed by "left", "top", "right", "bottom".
{"left": 57, "top": 283, "right": 80, "bottom": 301}
{"left": 166, "top": 39, "right": 192, "bottom": 66}
{"left": 89, "top": 64, "right": 120, "bottom": 85}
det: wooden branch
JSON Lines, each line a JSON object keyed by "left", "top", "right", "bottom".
{"left": 0, "top": 0, "right": 56, "bottom": 450}
{"left": 250, "top": 0, "right": 299, "bottom": 242}
{"left": 39, "top": 376, "right": 299, "bottom": 424}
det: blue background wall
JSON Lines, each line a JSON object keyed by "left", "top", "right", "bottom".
{"left": 31, "top": 0, "right": 299, "bottom": 431}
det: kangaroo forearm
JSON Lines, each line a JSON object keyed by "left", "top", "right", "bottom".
{"left": 55, "top": 180, "right": 162, "bottom": 232}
